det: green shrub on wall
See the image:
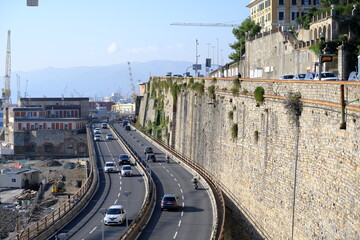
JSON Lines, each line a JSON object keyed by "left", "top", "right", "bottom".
{"left": 208, "top": 85, "right": 216, "bottom": 100}
{"left": 254, "top": 86, "right": 265, "bottom": 105}
{"left": 284, "top": 92, "right": 303, "bottom": 125}
{"left": 191, "top": 82, "right": 204, "bottom": 96}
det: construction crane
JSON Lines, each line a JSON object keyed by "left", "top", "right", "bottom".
{"left": 127, "top": 62, "right": 136, "bottom": 98}
{"left": 16, "top": 74, "right": 20, "bottom": 106}
{"left": 2, "top": 30, "right": 11, "bottom": 109}
{"left": 170, "top": 22, "right": 240, "bottom": 28}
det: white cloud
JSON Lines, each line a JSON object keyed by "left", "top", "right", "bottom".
{"left": 107, "top": 42, "right": 118, "bottom": 53}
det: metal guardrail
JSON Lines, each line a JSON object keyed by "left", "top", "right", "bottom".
{"left": 134, "top": 126, "right": 226, "bottom": 240}
{"left": 108, "top": 122, "right": 156, "bottom": 240}
{"left": 8, "top": 123, "right": 98, "bottom": 240}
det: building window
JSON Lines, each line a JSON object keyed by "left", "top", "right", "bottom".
{"left": 279, "top": 0, "right": 284, "bottom": 5}
{"left": 292, "top": 0, "right": 297, "bottom": 5}
{"left": 279, "top": 11, "right": 284, "bottom": 20}
{"left": 12, "top": 179, "right": 16, "bottom": 182}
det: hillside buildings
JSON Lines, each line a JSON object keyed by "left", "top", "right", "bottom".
{"left": 247, "top": 0, "right": 320, "bottom": 32}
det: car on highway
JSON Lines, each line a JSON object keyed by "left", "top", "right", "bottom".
{"left": 101, "top": 123, "right": 108, "bottom": 129}
{"left": 280, "top": 74, "right": 294, "bottom": 79}
{"left": 146, "top": 153, "right": 156, "bottom": 162}
{"left": 121, "top": 165, "right": 133, "bottom": 177}
{"left": 94, "top": 135, "right": 101, "bottom": 141}
{"left": 314, "top": 71, "right": 339, "bottom": 81}
{"left": 125, "top": 125, "right": 131, "bottom": 131}
{"left": 293, "top": 73, "right": 306, "bottom": 80}
{"left": 94, "top": 128, "right": 101, "bottom": 134}
{"left": 304, "top": 72, "right": 316, "bottom": 80}
{"left": 122, "top": 120, "right": 128, "bottom": 127}
{"left": 106, "top": 133, "right": 114, "bottom": 140}
{"left": 144, "top": 146, "right": 153, "bottom": 154}
{"left": 103, "top": 205, "right": 126, "bottom": 225}
{"left": 161, "top": 194, "right": 178, "bottom": 211}
{"left": 118, "top": 154, "right": 131, "bottom": 165}
{"left": 104, "top": 162, "right": 116, "bottom": 173}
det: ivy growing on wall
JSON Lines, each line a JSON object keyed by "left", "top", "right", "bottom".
{"left": 231, "top": 123, "right": 238, "bottom": 141}
{"left": 208, "top": 85, "right": 216, "bottom": 100}
{"left": 284, "top": 92, "right": 303, "bottom": 126}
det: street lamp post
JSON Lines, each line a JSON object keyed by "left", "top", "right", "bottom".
{"left": 99, "top": 208, "right": 107, "bottom": 240}
{"left": 123, "top": 191, "right": 132, "bottom": 228}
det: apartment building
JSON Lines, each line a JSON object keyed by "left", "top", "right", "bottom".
{"left": 7, "top": 97, "right": 90, "bottom": 156}
{"left": 247, "top": 0, "right": 320, "bottom": 32}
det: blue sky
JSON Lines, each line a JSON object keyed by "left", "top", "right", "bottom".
{"left": 0, "top": 1, "right": 250, "bottom": 72}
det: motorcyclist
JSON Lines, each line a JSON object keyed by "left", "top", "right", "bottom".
{"left": 191, "top": 176, "right": 198, "bottom": 189}
{"left": 166, "top": 155, "right": 170, "bottom": 163}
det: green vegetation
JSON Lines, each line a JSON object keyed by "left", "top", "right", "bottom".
{"left": 208, "top": 85, "right": 216, "bottom": 100}
{"left": 284, "top": 92, "right": 303, "bottom": 125}
{"left": 254, "top": 86, "right": 265, "bottom": 105}
{"left": 231, "top": 78, "right": 241, "bottom": 96}
{"left": 191, "top": 82, "right": 205, "bottom": 96}
{"left": 229, "top": 18, "right": 261, "bottom": 61}
{"left": 231, "top": 123, "right": 238, "bottom": 141}
{"left": 242, "top": 89, "right": 249, "bottom": 94}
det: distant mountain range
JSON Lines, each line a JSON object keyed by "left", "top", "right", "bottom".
{"left": 11, "top": 60, "right": 196, "bottom": 100}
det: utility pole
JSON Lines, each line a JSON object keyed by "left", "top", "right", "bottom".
{"left": 195, "top": 39, "right": 200, "bottom": 77}
{"left": 3, "top": 30, "right": 11, "bottom": 134}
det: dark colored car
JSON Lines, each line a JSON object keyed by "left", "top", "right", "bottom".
{"left": 119, "top": 154, "right": 131, "bottom": 165}
{"left": 144, "top": 146, "right": 153, "bottom": 154}
{"left": 125, "top": 125, "right": 131, "bottom": 131}
{"left": 146, "top": 154, "right": 156, "bottom": 162}
{"left": 161, "top": 194, "right": 178, "bottom": 211}
{"left": 122, "top": 120, "right": 128, "bottom": 127}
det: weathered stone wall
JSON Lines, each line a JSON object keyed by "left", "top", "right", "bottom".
{"left": 13, "top": 130, "right": 87, "bottom": 155}
{"left": 138, "top": 77, "right": 360, "bottom": 239}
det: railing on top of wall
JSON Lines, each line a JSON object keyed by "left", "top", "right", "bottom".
{"left": 8, "top": 123, "right": 98, "bottom": 240}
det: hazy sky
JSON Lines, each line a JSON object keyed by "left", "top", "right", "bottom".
{"left": 0, "top": 0, "right": 249, "bottom": 72}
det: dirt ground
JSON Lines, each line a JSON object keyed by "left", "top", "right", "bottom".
{"left": 0, "top": 158, "right": 88, "bottom": 239}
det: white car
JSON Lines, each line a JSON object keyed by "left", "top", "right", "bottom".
{"left": 103, "top": 205, "right": 126, "bottom": 225}
{"left": 104, "top": 162, "right": 116, "bottom": 173}
{"left": 106, "top": 133, "right": 114, "bottom": 140}
{"left": 94, "top": 135, "right": 101, "bottom": 141}
{"left": 121, "top": 165, "right": 133, "bottom": 177}
{"left": 314, "top": 71, "right": 339, "bottom": 81}
{"left": 94, "top": 128, "right": 101, "bottom": 134}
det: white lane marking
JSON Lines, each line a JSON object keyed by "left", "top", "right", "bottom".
{"left": 173, "top": 231, "right": 178, "bottom": 239}
{"left": 170, "top": 174, "right": 174, "bottom": 177}
{"left": 181, "top": 211, "right": 184, "bottom": 217}
{"left": 178, "top": 220, "right": 182, "bottom": 227}
{"left": 114, "top": 199, "right": 118, "bottom": 204}
{"left": 174, "top": 178, "right": 177, "bottom": 182}
{"left": 89, "top": 226, "right": 97, "bottom": 234}
{"left": 162, "top": 166, "right": 166, "bottom": 169}
{"left": 182, "top": 195, "right": 184, "bottom": 200}
{"left": 119, "top": 186, "right": 121, "bottom": 191}
{"left": 178, "top": 183, "right": 181, "bottom": 187}
{"left": 166, "top": 170, "right": 169, "bottom": 173}
{"left": 120, "top": 181, "right": 122, "bottom": 185}
{"left": 182, "top": 202, "right": 184, "bottom": 207}
{"left": 118, "top": 192, "right": 120, "bottom": 197}
{"left": 180, "top": 189, "right": 183, "bottom": 193}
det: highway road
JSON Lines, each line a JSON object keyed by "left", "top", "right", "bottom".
{"left": 52, "top": 123, "right": 145, "bottom": 240}
{"left": 113, "top": 121, "right": 214, "bottom": 240}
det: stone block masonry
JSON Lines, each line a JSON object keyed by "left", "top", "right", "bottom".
{"left": 139, "top": 77, "right": 360, "bottom": 239}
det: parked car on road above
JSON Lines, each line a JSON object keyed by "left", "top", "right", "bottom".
{"left": 304, "top": 72, "right": 316, "bottom": 80}
{"left": 314, "top": 71, "right": 339, "bottom": 81}
{"left": 348, "top": 71, "right": 359, "bottom": 81}
{"left": 293, "top": 73, "right": 306, "bottom": 80}
{"left": 280, "top": 74, "right": 294, "bottom": 80}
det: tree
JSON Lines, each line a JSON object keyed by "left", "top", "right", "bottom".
{"left": 229, "top": 17, "right": 261, "bottom": 61}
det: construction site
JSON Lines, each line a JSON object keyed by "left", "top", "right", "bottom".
{"left": 0, "top": 158, "right": 88, "bottom": 239}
